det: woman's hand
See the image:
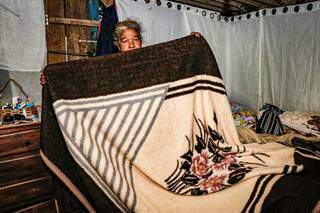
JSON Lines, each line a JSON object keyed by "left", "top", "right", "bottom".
{"left": 190, "top": 32, "right": 201, "bottom": 37}
{"left": 40, "top": 73, "right": 46, "bottom": 86}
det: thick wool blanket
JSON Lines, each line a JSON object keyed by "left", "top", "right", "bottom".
{"left": 41, "top": 36, "right": 320, "bottom": 213}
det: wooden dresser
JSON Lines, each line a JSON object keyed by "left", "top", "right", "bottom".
{"left": 0, "top": 122, "right": 58, "bottom": 212}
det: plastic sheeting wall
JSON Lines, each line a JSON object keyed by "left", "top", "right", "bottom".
{"left": 116, "top": 0, "right": 320, "bottom": 112}
{"left": 0, "top": 0, "right": 46, "bottom": 72}
{"left": 0, "top": 0, "right": 46, "bottom": 105}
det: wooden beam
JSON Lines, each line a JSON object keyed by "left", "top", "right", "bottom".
{"left": 204, "top": 0, "right": 276, "bottom": 9}
{"left": 170, "top": 0, "right": 222, "bottom": 12}
{"left": 48, "top": 17, "right": 99, "bottom": 27}
{"left": 170, "top": 0, "right": 241, "bottom": 15}
{"left": 192, "top": 0, "right": 242, "bottom": 11}
{"left": 259, "top": 0, "right": 283, "bottom": 6}
{"left": 206, "top": 0, "right": 258, "bottom": 11}
{"left": 47, "top": 50, "right": 89, "bottom": 57}
{"left": 233, "top": 0, "right": 277, "bottom": 7}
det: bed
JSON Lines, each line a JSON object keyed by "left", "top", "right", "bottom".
{"left": 229, "top": 100, "right": 320, "bottom": 144}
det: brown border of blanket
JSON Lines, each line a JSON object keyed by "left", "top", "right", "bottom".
{"left": 43, "top": 35, "right": 222, "bottom": 102}
{"left": 40, "top": 150, "right": 95, "bottom": 212}
{"left": 41, "top": 84, "right": 124, "bottom": 212}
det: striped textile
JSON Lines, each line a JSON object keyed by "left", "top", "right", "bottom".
{"left": 40, "top": 36, "right": 320, "bottom": 212}
{"left": 54, "top": 84, "right": 168, "bottom": 210}
{"left": 256, "top": 105, "right": 284, "bottom": 136}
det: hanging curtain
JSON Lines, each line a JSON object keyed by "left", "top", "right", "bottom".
{"left": 115, "top": 0, "right": 320, "bottom": 112}
{"left": 260, "top": 12, "right": 320, "bottom": 111}
{"left": 116, "top": 0, "right": 190, "bottom": 47}
{"left": 0, "top": 0, "right": 46, "bottom": 72}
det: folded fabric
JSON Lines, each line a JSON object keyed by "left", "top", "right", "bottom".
{"left": 280, "top": 111, "right": 320, "bottom": 137}
{"left": 237, "top": 126, "right": 320, "bottom": 145}
{"left": 256, "top": 104, "right": 284, "bottom": 136}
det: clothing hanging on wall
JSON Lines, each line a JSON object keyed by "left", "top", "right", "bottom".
{"left": 95, "top": 3, "right": 118, "bottom": 56}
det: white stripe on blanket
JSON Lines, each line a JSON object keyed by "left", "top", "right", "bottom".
{"left": 55, "top": 83, "right": 168, "bottom": 209}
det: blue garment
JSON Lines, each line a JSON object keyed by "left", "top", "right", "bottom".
{"left": 95, "top": 4, "right": 118, "bottom": 56}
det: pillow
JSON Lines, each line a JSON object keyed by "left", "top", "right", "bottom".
{"left": 279, "top": 111, "right": 320, "bottom": 137}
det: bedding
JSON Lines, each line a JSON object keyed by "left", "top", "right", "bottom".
{"left": 231, "top": 102, "right": 320, "bottom": 138}
{"left": 280, "top": 111, "right": 320, "bottom": 137}
{"left": 40, "top": 36, "right": 320, "bottom": 212}
{"left": 237, "top": 126, "right": 320, "bottom": 145}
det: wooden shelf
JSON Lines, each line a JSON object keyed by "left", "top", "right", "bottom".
{"left": 48, "top": 17, "right": 99, "bottom": 27}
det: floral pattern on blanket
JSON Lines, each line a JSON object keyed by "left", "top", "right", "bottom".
{"left": 280, "top": 111, "right": 320, "bottom": 137}
{"left": 165, "top": 114, "right": 270, "bottom": 195}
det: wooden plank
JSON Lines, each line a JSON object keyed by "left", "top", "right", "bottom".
{"left": 192, "top": 0, "right": 242, "bottom": 11}
{"left": 169, "top": 0, "right": 229, "bottom": 14}
{"left": 44, "top": 0, "right": 66, "bottom": 64}
{"left": 45, "top": 0, "right": 96, "bottom": 64}
{"left": 0, "top": 122, "right": 40, "bottom": 135}
{"left": 207, "top": 0, "right": 258, "bottom": 12}
{"left": 14, "top": 199, "right": 58, "bottom": 213}
{"left": 0, "top": 149, "right": 38, "bottom": 163}
{"left": 44, "top": 0, "right": 65, "bottom": 17}
{"left": 192, "top": 0, "right": 243, "bottom": 12}
{"left": 225, "top": 0, "right": 276, "bottom": 8}
{"left": 47, "top": 54, "right": 67, "bottom": 64}
{"left": 65, "top": 0, "right": 94, "bottom": 57}
{"left": 48, "top": 53, "right": 88, "bottom": 63}
{"left": 46, "top": 24, "right": 66, "bottom": 52}
{"left": 68, "top": 55, "right": 88, "bottom": 62}
{"left": 48, "top": 50, "right": 89, "bottom": 57}
{"left": 66, "top": 25, "right": 90, "bottom": 54}
{"left": 49, "top": 17, "right": 99, "bottom": 27}
{"left": 0, "top": 129, "right": 40, "bottom": 158}
{"left": 0, "top": 175, "right": 53, "bottom": 208}
{"left": 189, "top": 0, "right": 277, "bottom": 10}
{"left": 1, "top": 195, "right": 56, "bottom": 213}
{"left": 0, "top": 154, "right": 46, "bottom": 183}
{"left": 255, "top": 0, "right": 282, "bottom": 7}
{"left": 223, "top": 0, "right": 265, "bottom": 9}
{"left": 65, "top": 0, "right": 88, "bottom": 19}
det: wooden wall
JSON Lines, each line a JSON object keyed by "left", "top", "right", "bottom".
{"left": 44, "top": 0, "right": 99, "bottom": 64}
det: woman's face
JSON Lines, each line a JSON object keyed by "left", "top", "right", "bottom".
{"left": 119, "top": 29, "right": 142, "bottom": 52}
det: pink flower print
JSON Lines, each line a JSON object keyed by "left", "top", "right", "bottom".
{"left": 212, "top": 154, "right": 237, "bottom": 170}
{"left": 222, "top": 154, "right": 237, "bottom": 165}
{"left": 191, "top": 152, "right": 210, "bottom": 178}
{"left": 199, "top": 175, "right": 226, "bottom": 192}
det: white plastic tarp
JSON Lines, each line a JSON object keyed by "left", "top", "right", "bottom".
{"left": 0, "top": 0, "right": 46, "bottom": 72}
{"left": 116, "top": 0, "right": 320, "bottom": 112}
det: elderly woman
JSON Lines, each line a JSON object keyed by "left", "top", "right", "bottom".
{"left": 113, "top": 19, "right": 200, "bottom": 52}
{"left": 113, "top": 19, "right": 142, "bottom": 52}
